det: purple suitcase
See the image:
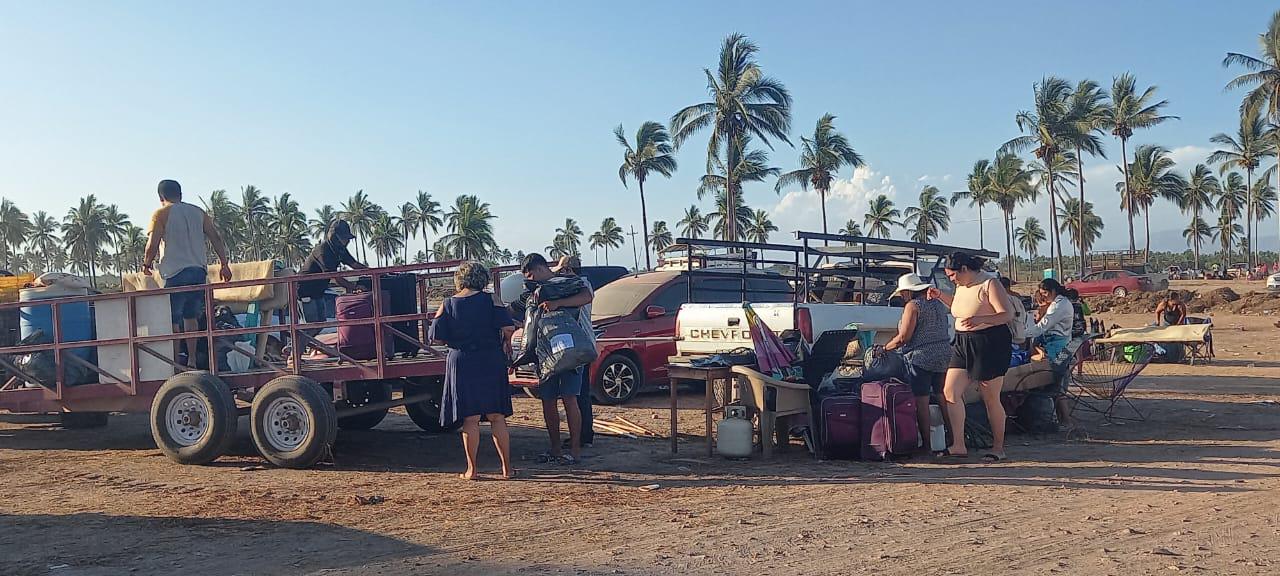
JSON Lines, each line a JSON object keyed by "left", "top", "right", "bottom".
{"left": 860, "top": 380, "right": 919, "bottom": 460}
{"left": 335, "top": 291, "right": 390, "bottom": 360}
{"left": 819, "top": 395, "right": 861, "bottom": 460}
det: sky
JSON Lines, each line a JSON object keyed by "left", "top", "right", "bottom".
{"left": 2, "top": 1, "right": 1278, "bottom": 266}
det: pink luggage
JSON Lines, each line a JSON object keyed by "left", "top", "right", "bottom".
{"left": 819, "top": 395, "right": 861, "bottom": 460}
{"left": 335, "top": 291, "right": 390, "bottom": 360}
{"left": 860, "top": 380, "right": 919, "bottom": 460}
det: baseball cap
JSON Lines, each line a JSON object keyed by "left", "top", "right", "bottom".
{"left": 330, "top": 220, "right": 356, "bottom": 241}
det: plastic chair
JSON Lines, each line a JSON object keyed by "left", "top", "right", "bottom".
{"left": 730, "top": 366, "right": 813, "bottom": 458}
{"left": 1068, "top": 342, "right": 1154, "bottom": 423}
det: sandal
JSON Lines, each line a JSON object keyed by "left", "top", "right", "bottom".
{"left": 535, "top": 451, "right": 556, "bottom": 464}
{"left": 935, "top": 449, "right": 970, "bottom": 461}
{"left": 981, "top": 452, "right": 1008, "bottom": 463}
{"left": 557, "top": 454, "right": 578, "bottom": 466}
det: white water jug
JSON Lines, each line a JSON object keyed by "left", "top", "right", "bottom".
{"left": 929, "top": 404, "right": 947, "bottom": 452}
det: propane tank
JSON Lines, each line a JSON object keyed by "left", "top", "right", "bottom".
{"left": 717, "top": 405, "right": 754, "bottom": 458}
{"left": 929, "top": 404, "right": 947, "bottom": 452}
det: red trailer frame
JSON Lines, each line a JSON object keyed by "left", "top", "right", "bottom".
{"left": 0, "top": 260, "right": 516, "bottom": 467}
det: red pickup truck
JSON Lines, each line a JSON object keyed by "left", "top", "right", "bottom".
{"left": 1066, "top": 269, "right": 1150, "bottom": 297}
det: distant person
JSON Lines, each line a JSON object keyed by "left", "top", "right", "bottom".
{"left": 1000, "top": 276, "right": 1030, "bottom": 349}
{"left": 884, "top": 273, "right": 952, "bottom": 455}
{"left": 1064, "top": 288, "right": 1088, "bottom": 338}
{"left": 1027, "top": 279, "right": 1073, "bottom": 361}
{"left": 429, "top": 262, "right": 515, "bottom": 480}
{"left": 553, "top": 255, "right": 596, "bottom": 449}
{"left": 142, "top": 179, "right": 232, "bottom": 368}
{"left": 929, "top": 251, "right": 1014, "bottom": 462}
{"left": 519, "top": 253, "right": 594, "bottom": 466}
{"left": 1155, "top": 291, "right": 1187, "bottom": 327}
{"left": 297, "top": 220, "right": 368, "bottom": 341}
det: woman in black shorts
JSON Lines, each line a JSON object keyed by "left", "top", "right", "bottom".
{"left": 929, "top": 252, "right": 1015, "bottom": 462}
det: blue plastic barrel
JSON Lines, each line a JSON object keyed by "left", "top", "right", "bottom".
{"left": 19, "top": 285, "right": 93, "bottom": 362}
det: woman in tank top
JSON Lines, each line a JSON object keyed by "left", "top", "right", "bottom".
{"left": 885, "top": 273, "right": 953, "bottom": 454}
{"left": 928, "top": 251, "right": 1014, "bottom": 462}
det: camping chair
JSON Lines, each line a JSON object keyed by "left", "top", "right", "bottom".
{"left": 1068, "top": 342, "right": 1154, "bottom": 423}
{"left": 730, "top": 365, "right": 813, "bottom": 458}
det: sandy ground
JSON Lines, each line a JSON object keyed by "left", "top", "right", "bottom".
{"left": 3, "top": 289, "right": 1280, "bottom": 576}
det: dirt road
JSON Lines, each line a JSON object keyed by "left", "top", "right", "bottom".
{"left": 3, "top": 296, "right": 1280, "bottom": 575}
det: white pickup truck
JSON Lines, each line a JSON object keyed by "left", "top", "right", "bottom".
{"left": 675, "top": 301, "right": 906, "bottom": 356}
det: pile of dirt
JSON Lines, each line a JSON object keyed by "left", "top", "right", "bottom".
{"left": 1086, "top": 286, "right": 1280, "bottom": 316}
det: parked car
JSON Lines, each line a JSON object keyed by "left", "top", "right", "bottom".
{"left": 1066, "top": 269, "right": 1151, "bottom": 297}
{"left": 1268, "top": 272, "right": 1280, "bottom": 292}
{"left": 510, "top": 269, "right": 793, "bottom": 404}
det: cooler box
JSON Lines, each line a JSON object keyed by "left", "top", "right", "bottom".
{"left": 95, "top": 295, "right": 176, "bottom": 383}
{"left": 19, "top": 285, "right": 93, "bottom": 363}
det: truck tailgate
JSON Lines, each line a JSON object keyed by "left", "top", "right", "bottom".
{"left": 676, "top": 303, "right": 792, "bottom": 356}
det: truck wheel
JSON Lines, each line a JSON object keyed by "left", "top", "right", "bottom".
{"left": 594, "top": 354, "right": 641, "bottom": 405}
{"left": 150, "top": 371, "right": 238, "bottom": 465}
{"left": 405, "top": 377, "right": 462, "bottom": 433}
{"left": 251, "top": 375, "right": 337, "bottom": 469}
{"left": 337, "top": 381, "right": 390, "bottom": 430}
{"left": 1112, "top": 286, "right": 1128, "bottom": 297}
{"left": 61, "top": 411, "right": 109, "bottom": 429}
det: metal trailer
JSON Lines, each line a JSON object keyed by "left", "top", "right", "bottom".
{"left": 0, "top": 260, "right": 515, "bottom": 469}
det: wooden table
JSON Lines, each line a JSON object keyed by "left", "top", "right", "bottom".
{"left": 666, "top": 357, "right": 736, "bottom": 456}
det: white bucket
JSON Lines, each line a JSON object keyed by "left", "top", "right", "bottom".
{"left": 929, "top": 404, "right": 947, "bottom": 452}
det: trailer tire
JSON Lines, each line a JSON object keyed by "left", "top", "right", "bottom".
{"left": 61, "top": 411, "right": 109, "bottom": 429}
{"left": 405, "top": 377, "right": 462, "bottom": 433}
{"left": 150, "top": 371, "right": 238, "bottom": 465}
{"left": 337, "top": 381, "right": 390, "bottom": 430}
{"left": 251, "top": 375, "right": 337, "bottom": 469}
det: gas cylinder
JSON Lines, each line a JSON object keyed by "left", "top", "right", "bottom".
{"left": 717, "top": 405, "right": 754, "bottom": 458}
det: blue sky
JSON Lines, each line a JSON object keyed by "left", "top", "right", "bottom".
{"left": 2, "top": 1, "right": 1277, "bottom": 264}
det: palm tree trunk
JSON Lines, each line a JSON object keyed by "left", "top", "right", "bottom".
{"left": 421, "top": 223, "right": 430, "bottom": 262}
{"left": 1144, "top": 209, "right": 1151, "bottom": 258}
{"left": 1004, "top": 211, "right": 1015, "bottom": 282}
{"left": 725, "top": 127, "right": 738, "bottom": 245}
{"left": 1047, "top": 169, "right": 1063, "bottom": 277}
{"left": 977, "top": 203, "right": 985, "bottom": 250}
{"left": 1246, "top": 168, "right": 1254, "bottom": 268}
{"left": 403, "top": 230, "right": 409, "bottom": 264}
{"left": 820, "top": 186, "right": 829, "bottom": 246}
{"left": 1126, "top": 209, "right": 1136, "bottom": 258}
{"left": 1120, "top": 137, "right": 1135, "bottom": 253}
{"left": 639, "top": 178, "right": 651, "bottom": 271}
{"left": 1076, "top": 144, "right": 1087, "bottom": 276}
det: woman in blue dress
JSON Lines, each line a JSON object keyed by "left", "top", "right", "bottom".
{"left": 429, "top": 262, "right": 516, "bottom": 480}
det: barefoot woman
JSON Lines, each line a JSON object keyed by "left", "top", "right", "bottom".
{"left": 429, "top": 262, "right": 516, "bottom": 479}
{"left": 931, "top": 252, "right": 1015, "bottom": 462}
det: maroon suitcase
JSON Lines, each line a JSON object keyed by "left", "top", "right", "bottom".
{"left": 335, "top": 291, "right": 390, "bottom": 360}
{"left": 860, "top": 380, "right": 919, "bottom": 460}
{"left": 819, "top": 395, "right": 861, "bottom": 460}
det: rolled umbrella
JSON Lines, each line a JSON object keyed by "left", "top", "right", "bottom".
{"left": 743, "top": 303, "right": 794, "bottom": 376}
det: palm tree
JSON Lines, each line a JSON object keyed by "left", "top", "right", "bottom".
{"left": 698, "top": 135, "right": 781, "bottom": 201}
{"left": 1027, "top": 150, "right": 1078, "bottom": 272}
{"left": 546, "top": 239, "right": 570, "bottom": 259}
{"left": 1213, "top": 212, "right": 1244, "bottom": 269}
{"left": 671, "top": 33, "right": 792, "bottom": 244}
{"left": 1217, "top": 172, "right": 1248, "bottom": 267}
{"left": 202, "top": 190, "right": 244, "bottom": 258}
{"left": 431, "top": 238, "right": 452, "bottom": 262}
{"left": 987, "top": 153, "right": 1036, "bottom": 280}
{"left": 553, "top": 218, "right": 583, "bottom": 256}
{"left": 368, "top": 213, "right": 403, "bottom": 266}
{"left": 589, "top": 217, "right": 624, "bottom": 265}
{"left": 27, "top": 211, "right": 59, "bottom": 270}
{"left": 710, "top": 190, "right": 752, "bottom": 241}
{"left": 1118, "top": 145, "right": 1187, "bottom": 258}
{"left": 413, "top": 191, "right": 443, "bottom": 261}
{"left": 951, "top": 159, "right": 995, "bottom": 250}
{"left": 119, "top": 225, "right": 147, "bottom": 273}
{"left": 1224, "top": 9, "right": 1280, "bottom": 249}
{"left": 1066, "top": 79, "right": 1109, "bottom": 273}
{"left": 102, "top": 205, "right": 131, "bottom": 279}
{"left": 649, "top": 221, "right": 674, "bottom": 253}
{"left": 839, "top": 220, "right": 862, "bottom": 239}
{"left": 616, "top": 122, "right": 678, "bottom": 270}
{"left": 1057, "top": 198, "right": 1105, "bottom": 258}
{"left": 1003, "top": 76, "right": 1074, "bottom": 272}
{"left": 745, "top": 209, "right": 778, "bottom": 243}
{"left": 775, "top": 113, "right": 864, "bottom": 237}
{"left": 267, "top": 193, "right": 311, "bottom": 267}
{"left": 863, "top": 194, "right": 901, "bottom": 239}
{"left": 1249, "top": 172, "right": 1277, "bottom": 256}
{"left": 903, "top": 185, "right": 951, "bottom": 243}
{"left": 1014, "top": 217, "right": 1047, "bottom": 263}
{"left": 1100, "top": 73, "right": 1177, "bottom": 252}
{"left": 677, "top": 205, "right": 709, "bottom": 240}
{"left": 1183, "top": 164, "right": 1221, "bottom": 270}
{"left": 61, "top": 195, "right": 107, "bottom": 285}
{"left": 309, "top": 204, "right": 338, "bottom": 241}
{"left": 398, "top": 202, "right": 421, "bottom": 264}
{"left": 238, "top": 185, "right": 270, "bottom": 260}
{"left": 1208, "top": 106, "right": 1274, "bottom": 265}
{"left": 340, "top": 190, "right": 381, "bottom": 262}
{"left": 442, "top": 195, "right": 497, "bottom": 260}
{"left": 0, "top": 200, "right": 31, "bottom": 269}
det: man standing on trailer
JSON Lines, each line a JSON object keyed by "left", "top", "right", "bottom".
{"left": 296, "top": 220, "right": 368, "bottom": 342}
{"left": 142, "top": 179, "right": 233, "bottom": 368}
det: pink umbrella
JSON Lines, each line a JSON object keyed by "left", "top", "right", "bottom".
{"left": 743, "top": 303, "right": 795, "bottom": 376}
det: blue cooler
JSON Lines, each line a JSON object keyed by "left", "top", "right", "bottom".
{"left": 19, "top": 285, "right": 93, "bottom": 363}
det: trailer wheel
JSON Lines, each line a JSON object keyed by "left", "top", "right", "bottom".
{"left": 337, "top": 381, "right": 390, "bottom": 430}
{"left": 61, "top": 411, "right": 110, "bottom": 429}
{"left": 251, "top": 375, "right": 337, "bottom": 469}
{"left": 404, "top": 377, "right": 462, "bottom": 433}
{"left": 150, "top": 371, "right": 238, "bottom": 465}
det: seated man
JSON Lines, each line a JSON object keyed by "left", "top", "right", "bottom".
{"left": 296, "top": 220, "right": 368, "bottom": 342}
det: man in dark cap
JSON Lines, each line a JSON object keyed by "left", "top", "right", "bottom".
{"left": 297, "top": 220, "right": 368, "bottom": 336}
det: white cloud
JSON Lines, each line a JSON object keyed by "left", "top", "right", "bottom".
{"left": 916, "top": 174, "right": 931, "bottom": 182}
{"left": 769, "top": 166, "right": 898, "bottom": 235}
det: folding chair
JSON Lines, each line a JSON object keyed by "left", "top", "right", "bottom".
{"left": 1068, "top": 342, "right": 1154, "bottom": 423}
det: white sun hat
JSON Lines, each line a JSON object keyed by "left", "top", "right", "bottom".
{"left": 896, "top": 273, "right": 931, "bottom": 293}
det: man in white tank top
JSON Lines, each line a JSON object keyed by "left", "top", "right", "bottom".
{"left": 142, "top": 180, "right": 233, "bottom": 367}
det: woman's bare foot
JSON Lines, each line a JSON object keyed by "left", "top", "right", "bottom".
{"left": 459, "top": 469, "right": 477, "bottom": 480}
{"left": 501, "top": 467, "right": 516, "bottom": 479}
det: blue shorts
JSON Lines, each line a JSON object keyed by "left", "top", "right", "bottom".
{"left": 539, "top": 367, "right": 583, "bottom": 400}
{"left": 1037, "top": 334, "right": 1069, "bottom": 361}
{"left": 165, "top": 266, "right": 208, "bottom": 325}
{"left": 904, "top": 362, "right": 945, "bottom": 397}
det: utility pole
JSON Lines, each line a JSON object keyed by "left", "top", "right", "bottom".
{"left": 628, "top": 225, "right": 640, "bottom": 272}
